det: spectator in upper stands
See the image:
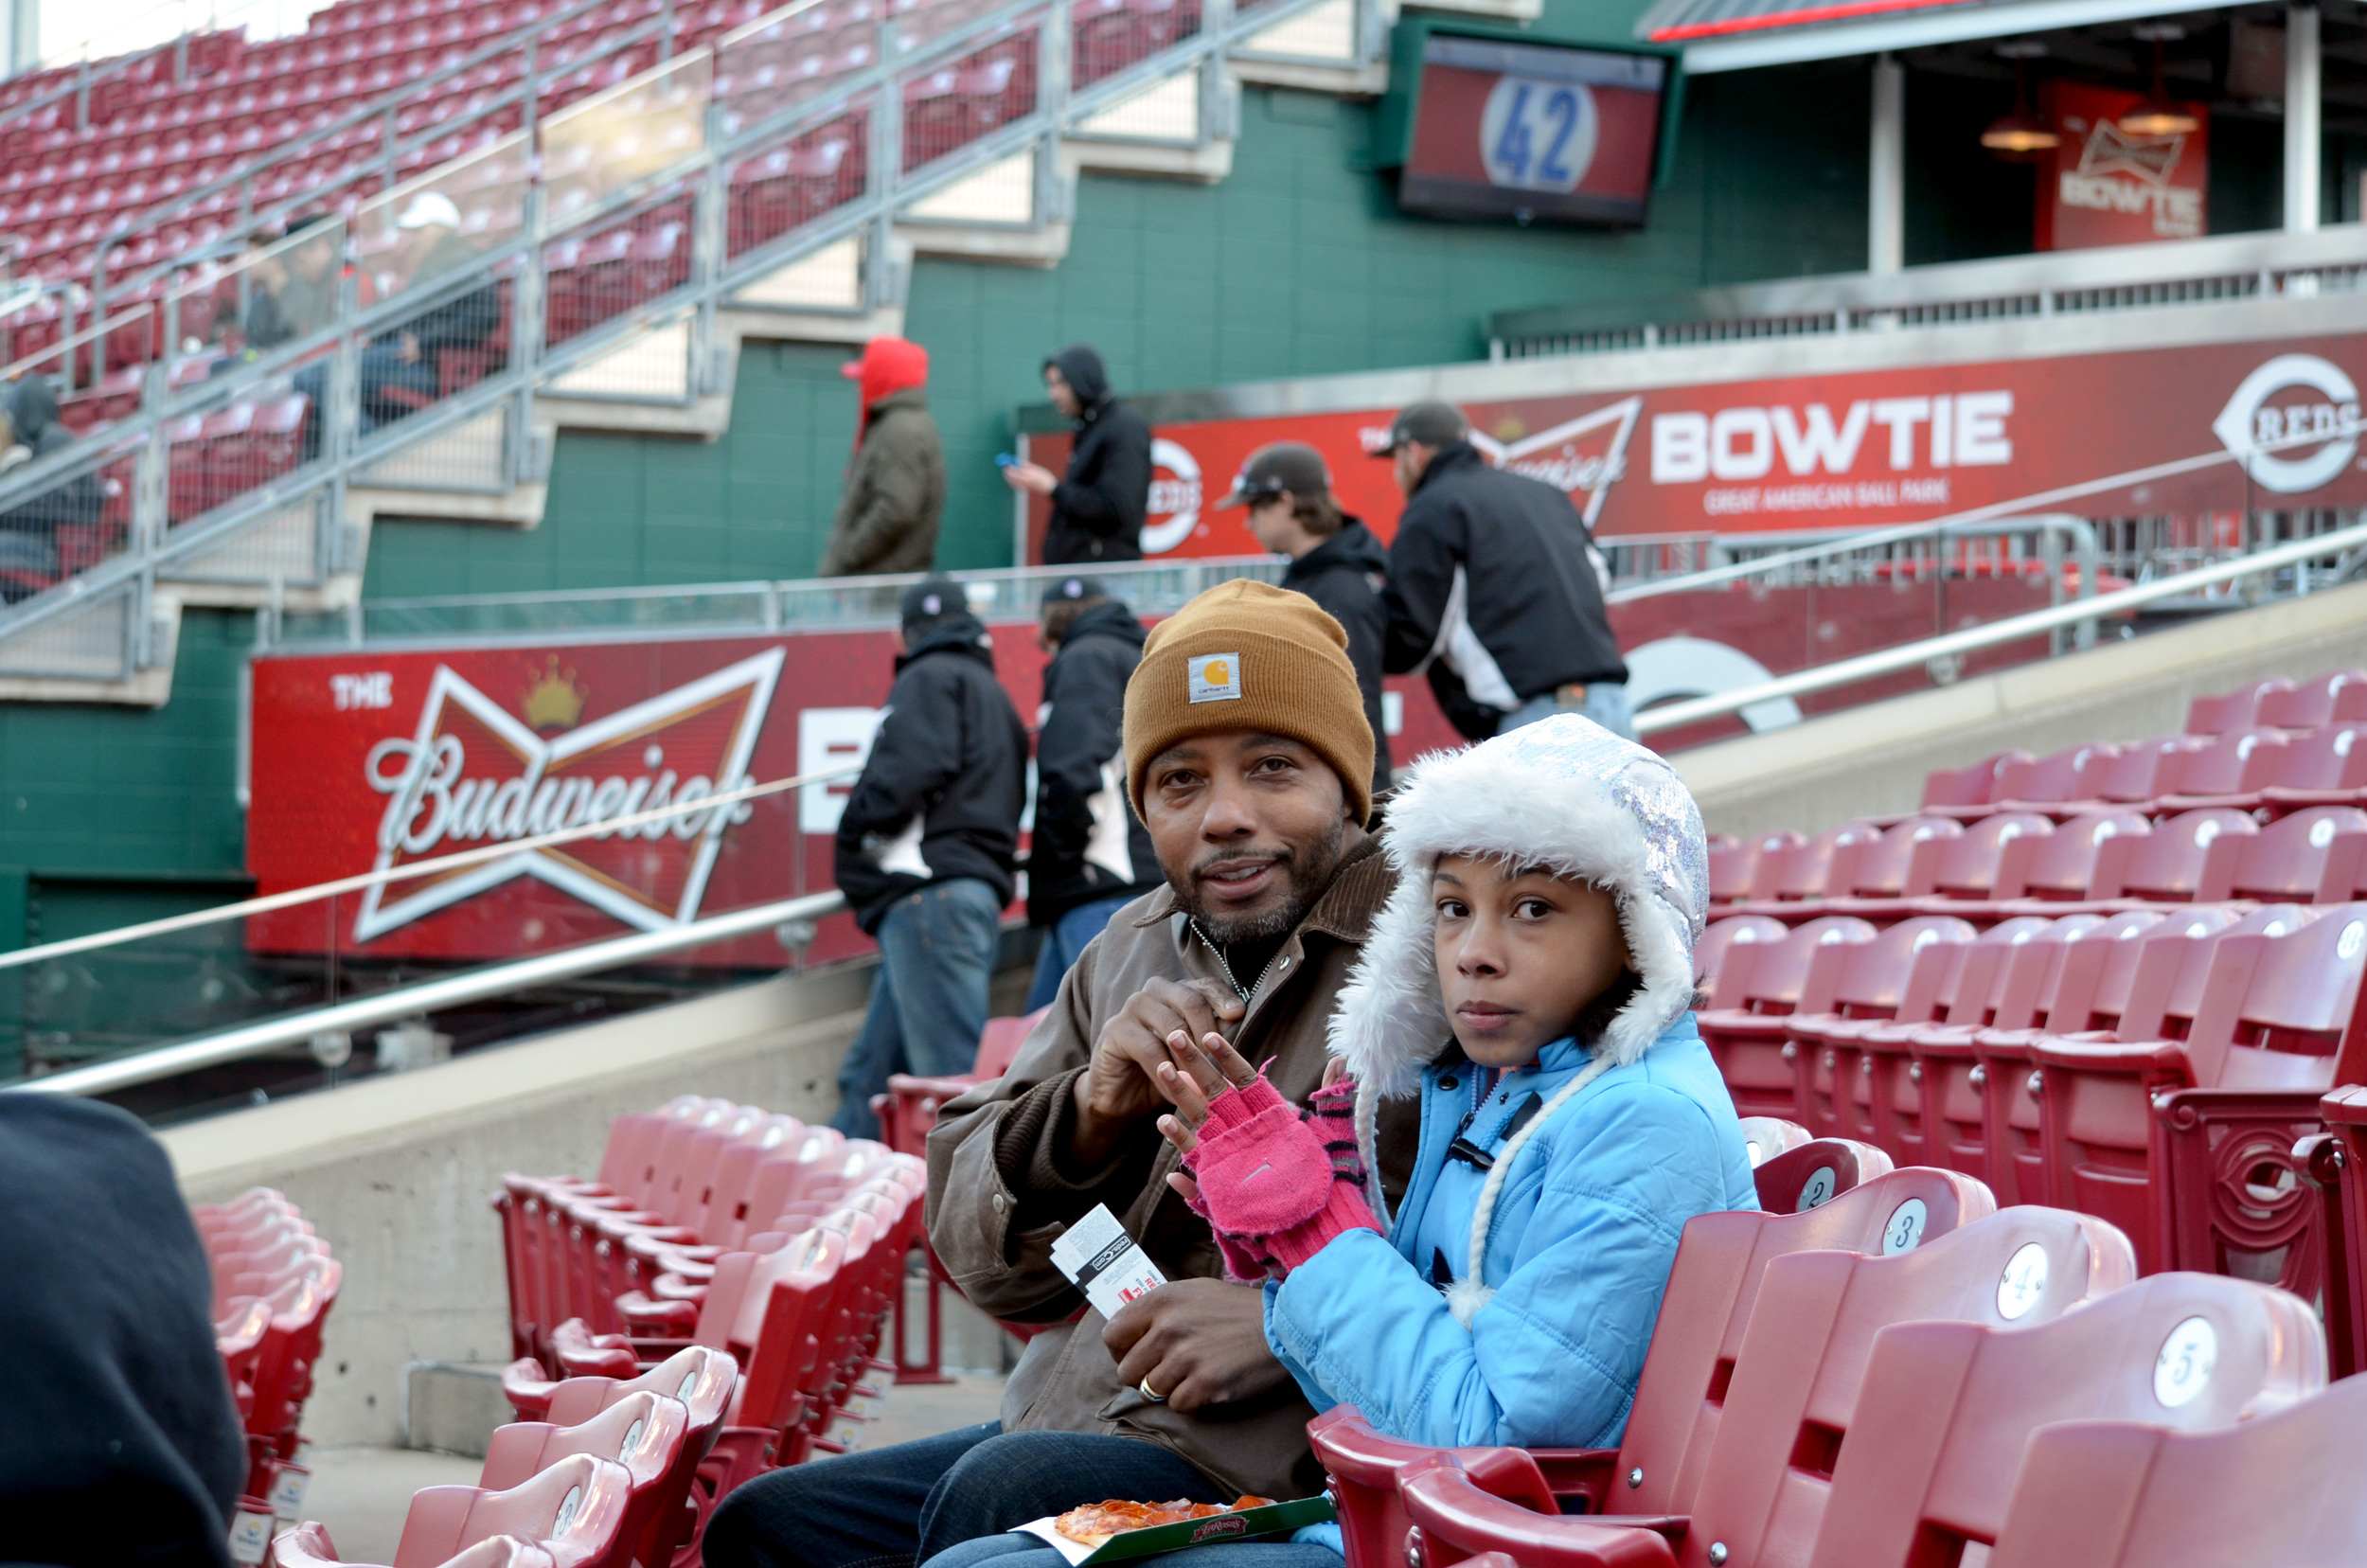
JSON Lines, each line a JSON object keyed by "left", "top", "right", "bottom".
{"left": 1, "top": 1094, "right": 247, "bottom": 1566}
{"left": 1001, "top": 343, "right": 1150, "bottom": 564}
{"left": 359, "top": 191, "right": 500, "bottom": 429}
{"left": 1376, "top": 401, "right": 1632, "bottom": 741}
{"left": 707, "top": 580, "right": 1417, "bottom": 1568}
{"left": 820, "top": 335, "right": 946, "bottom": 577}
{"left": 1024, "top": 574, "right": 1157, "bottom": 1010}
{"left": 829, "top": 577, "right": 1029, "bottom": 1139}
{"left": 1221, "top": 441, "right": 1393, "bottom": 804}
{"left": 237, "top": 211, "right": 342, "bottom": 357}
{"left": 0, "top": 377, "right": 103, "bottom": 568}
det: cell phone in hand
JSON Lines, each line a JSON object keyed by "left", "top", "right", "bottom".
{"left": 996, "top": 453, "right": 1020, "bottom": 469}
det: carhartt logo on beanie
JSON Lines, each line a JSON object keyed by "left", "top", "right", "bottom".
{"left": 1124, "top": 579, "right": 1375, "bottom": 823}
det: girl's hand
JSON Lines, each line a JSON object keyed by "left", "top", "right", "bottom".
{"left": 1154, "top": 1029, "right": 1259, "bottom": 1169}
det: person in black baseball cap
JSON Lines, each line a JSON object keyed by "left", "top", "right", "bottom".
{"left": 1374, "top": 401, "right": 1631, "bottom": 741}
{"left": 831, "top": 574, "right": 1028, "bottom": 1137}
{"left": 1218, "top": 441, "right": 1393, "bottom": 802}
{"left": 1023, "top": 573, "right": 1157, "bottom": 1007}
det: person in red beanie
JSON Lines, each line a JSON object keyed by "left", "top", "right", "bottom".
{"left": 821, "top": 335, "right": 946, "bottom": 576}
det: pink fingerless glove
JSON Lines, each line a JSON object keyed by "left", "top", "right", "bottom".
{"left": 1184, "top": 1075, "right": 1380, "bottom": 1280}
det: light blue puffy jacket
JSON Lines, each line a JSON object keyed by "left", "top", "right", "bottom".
{"left": 1263, "top": 1014, "right": 1755, "bottom": 1452}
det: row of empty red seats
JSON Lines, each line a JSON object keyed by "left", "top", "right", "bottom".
{"left": 196, "top": 1186, "right": 342, "bottom": 1562}
{"left": 1308, "top": 1155, "right": 2362, "bottom": 1568}
{"left": 278, "top": 1343, "right": 739, "bottom": 1567}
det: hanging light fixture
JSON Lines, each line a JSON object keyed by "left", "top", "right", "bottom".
{"left": 1982, "top": 44, "right": 2058, "bottom": 159}
{"left": 2121, "top": 27, "right": 2200, "bottom": 135}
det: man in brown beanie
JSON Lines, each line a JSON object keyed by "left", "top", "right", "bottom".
{"left": 703, "top": 581, "right": 1418, "bottom": 1568}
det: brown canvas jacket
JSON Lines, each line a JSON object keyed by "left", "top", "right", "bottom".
{"left": 820, "top": 388, "right": 947, "bottom": 577}
{"left": 925, "top": 834, "right": 1418, "bottom": 1502}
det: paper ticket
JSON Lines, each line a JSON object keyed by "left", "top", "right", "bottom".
{"left": 1051, "top": 1202, "right": 1167, "bottom": 1319}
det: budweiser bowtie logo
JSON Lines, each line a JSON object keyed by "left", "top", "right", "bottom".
{"left": 356, "top": 649, "right": 786, "bottom": 942}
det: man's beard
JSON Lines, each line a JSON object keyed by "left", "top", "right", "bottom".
{"left": 1176, "top": 814, "right": 1348, "bottom": 945}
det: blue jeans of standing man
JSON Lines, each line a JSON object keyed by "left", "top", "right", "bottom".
{"left": 1023, "top": 892, "right": 1137, "bottom": 1012}
{"left": 1499, "top": 681, "right": 1635, "bottom": 740}
{"left": 703, "top": 1421, "right": 1308, "bottom": 1568}
{"left": 831, "top": 877, "right": 1004, "bottom": 1138}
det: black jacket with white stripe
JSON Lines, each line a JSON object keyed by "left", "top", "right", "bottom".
{"left": 1028, "top": 598, "right": 1159, "bottom": 925}
{"left": 1379, "top": 441, "right": 1628, "bottom": 740}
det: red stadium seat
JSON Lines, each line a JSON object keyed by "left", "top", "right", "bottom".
{"left": 1751, "top": 1136, "right": 1891, "bottom": 1213}
{"left": 2086, "top": 808, "right": 2256, "bottom": 902}
{"left": 1311, "top": 1167, "right": 1997, "bottom": 1562}
{"left": 1988, "top": 810, "right": 2148, "bottom": 902}
{"left": 1733, "top": 1114, "right": 1810, "bottom": 1168}
{"left": 272, "top": 1528, "right": 558, "bottom": 1568}
{"left": 1903, "top": 812, "right": 2054, "bottom": 901}
{"left": 1695, "top": 917, "right": 1787, "bottom": 1001}
{"left": 2306, "top": 1080, "right": 2367, "bottom": 1377}
{"left": 476, "top": 1389, "right": 691, "bottom": 1568}
{"left": 1784, "top": 916, "right": 1984, "bottom": 1144}
{"left": 2186, "top": 676, "right": 2293, "bottom": 735}
{"left": 1389, "top": 1206, "right": 2132, "bottom": 1568}
{"left": 2192, "top": 803, "right": 2367, "bottom": 903}
{"left": 1692, "top": 917, "right": 1878, "bottom": 1118}
{"left": 2260, "top": 667, "right": 2367, "bottom": 729}
{"left": 1802, "top": 1271, "right": 2324, "bottom": 1568}
{"left": 390, "top": 1452, "right": 633, "bottom": 1568}
{"left": 1916, "top": 750, "right": 2029, "bottom": 814}
{"left": 1983, "top": 1368, "right": 2367, "bottom": 1568}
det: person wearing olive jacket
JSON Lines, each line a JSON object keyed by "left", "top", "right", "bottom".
{"left": 820, "top": 335, "right": 947, "bottom": 577}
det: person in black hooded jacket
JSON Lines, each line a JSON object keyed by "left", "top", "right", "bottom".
{"left": 830, "top": 576, "right": 1029, "bottom": 1137}
{"left": 1001, "top": 344, "right": 1150, "bottom": 564}
{"left": 1219, "top": 441, "right": 1394, "bottom": 804}
{"left": 1, "top": 1094, "right": 247, "bottom": 1568}
{"left": 1375, "top": 401, "right": 1630, "bottom": 741}
{"left": 1023, "top": 575, "right": 1158, "bottom": 1009}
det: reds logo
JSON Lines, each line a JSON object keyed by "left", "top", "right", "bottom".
{"left": 356, "top": 649, "right": 785, "bottom": 942}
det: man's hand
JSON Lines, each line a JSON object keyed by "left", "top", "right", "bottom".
{"left": 1001, "top": 460, "right": 1059, "bottom": 497}
{"left": 1105, "top": 1277, "right": 1290, "bottom": 1413}
{"left": 1068, "top": 979, "right": 1245, "bottom": 1168}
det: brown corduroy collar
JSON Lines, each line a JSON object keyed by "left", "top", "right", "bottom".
{"left": 1130, "top": 830, "right": 1392, "bottom": 945}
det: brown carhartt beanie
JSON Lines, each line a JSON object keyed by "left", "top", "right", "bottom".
{"left": 1124, "top": 579, "right": 1376, "bottom": 823}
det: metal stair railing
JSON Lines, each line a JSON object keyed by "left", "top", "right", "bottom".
{"left": 0, "top": 0, "right": 1361, "bottom": 678}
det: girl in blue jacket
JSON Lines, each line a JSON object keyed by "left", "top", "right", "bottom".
{"left": 1157, "top": 712, "right": 1757, "bottom": 1461}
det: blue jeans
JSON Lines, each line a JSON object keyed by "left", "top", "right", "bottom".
{"left": 831, "top": 877, "right": 1005, "bottom": 1138}
{"left": 1023, "top": 893, "right": 1136, "bottom": 1012}
{"left": 702, "top": 1420, "right": 1248, "bottom": 1568}
{"left": 1499, "top": 682, "right": 1635, "bottom": 740}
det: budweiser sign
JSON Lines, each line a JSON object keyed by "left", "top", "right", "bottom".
{"left": 353, "top": 650, "right": 783, "bottom": 940}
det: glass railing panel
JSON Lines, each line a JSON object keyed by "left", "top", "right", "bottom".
{"left": 1071, "top": 0, "right": 1201, "bottom": 90}
{"left": 153, "top": 358, "right": 331, "bottom": 531}
{"left": 898, "top": 18, "right": 1040, "bottom": 172}
{"left": 158, "top": 216, "right": 348, "bottom": 383}
{"left": 714, "top": 0, "right": 882, "bottom": 133}
{"left": 353, "top": 139, "right": 530, "bottom": 312}
{"left": 723, "top": 108, "right": 872, "bottom": 259}
{"left": 543, "top": 188, "right": 699, "bottom": 350}
{"left": 349, "top": 254, "right": 525, "bottom": 437}
{"left": 540, "top": 51, "right": 715, "bottom": 236}
{"left": 0, "top": 432, "right": 142, "bottom": 606}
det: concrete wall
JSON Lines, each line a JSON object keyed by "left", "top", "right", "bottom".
{"left": 1678, "top": 580, "right": 2367, "bottom": 840}
{"left": 164, "top": 961, "right": 876, "bottom": 1448}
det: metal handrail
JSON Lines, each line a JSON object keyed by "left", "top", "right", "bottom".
{"left": 1605, "top": 513, "right": 2098, "bottom": 606}
{"left": 0, "top": 761, "right": 862, "bottom": 972}
{"left": 1632, "top": 517, "right": 2367, "bottom": 736}
{"left": 11, "top": 886, "right": 849, "bottom": 1097}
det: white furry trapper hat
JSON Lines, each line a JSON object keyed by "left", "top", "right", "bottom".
{"left": 1326, "top": 715, "right": 1709, "bottom": 1314}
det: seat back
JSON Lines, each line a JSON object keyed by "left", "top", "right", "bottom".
{"left": 1813, "top": 1272, "right": 2328, "bottom": 1568}
{"left": 2260, "top": 668, "right": 2367, "bottom": 729}
{"left": 1709, "top": 833, "right": 1777, "bottom": 904}
{"left": 2184, "top": 901, "right": 2367, "bottom": 1090}
{"left": 544, "top": 1344, "right": 737, "bottom": 1434}
{"left": 2114, "top": 905, "right": 2311, "bottom": 1043}
{"left": 2002, "top": 811, "right": 2147, "bottom": 900}
{"left": 394, "top": 1452, "right": 633, "bottom": 1568}
{"left": 1931, "top": 917, "right": 2057, "bottom": 1030}
{"left": 2189, "top": 676, "right": 2296, "bottom": 735}
{"left": 736, "top": 1126, "right": 851, "bottom": 1234}
{"left": 1977, "top": 915, "right": 2106, "bottom": 1034}
{"left": 2098, "top": 808, "right": 2255, "bottom": 901}
{"left": 1674, "top": 1206, "right": 2136, "bottom": 1568}
{"left": 973, "top": 1007, "right": 1048, "bottom": 1078}
{"left": 2093, "top": 736, "right": 2211, "bottom": 801}
{"left": 1606, "top": 1168, "right": 1998, "bottom": 1522}
{"left": 1920, "top": 752, "right": 2028, "bottom": 809}
{"left": 1699, "top": 917, "right": 1789, "bottom": 1004}
{"left": 1843, "top": 817, "right": 1961, "bottom": 899}
{"left": 1994, "top": 742, "right": 2116, "bottom": 806}
{"left": 708, "top": 1224, "right": 846, "bottom": 1433}
{"left": 2265, "top": 720, "right": 2367, "bottom": 791}
{"left": 2029, "top": 909, "right": 2169, "bottom": 1033}
{"left": 477, "top": 1385, "right": 687, "bottom": 1490}
{"left": 656, "top": 1106, "right": 766, "bottom": 1228}
{"left": 1735, "top": 1115, "right": 1812, "bottom": 1168}
{"left": 1752, "top": 1138, "right": 1892, "bottom": 1214}
{"left": 1761, "top": 822, "right": 1882, "bottom": 901}
{"left": 2201, "top": 803, "right": 2367, "bottom": 903}
{"left": 702, "top": 1115, "right": 807, "bottom": 1249}
{"left": 2159, "top": 726, "right": 2289, "bottom": 796}
{"left": 1910, "top": 813, "right": 2054, "bottom": 900}
{"left": 1717, "top": 918, "right": 1879, "bottom": 1017}
{"left": 1731, "top": 830, "right": 1807, "bottom": 902}
{"left": 1987, "top": 1373, "right": 2367, "bottom": 1568}
{"left": 1818, "top": 917, "right": 1981, "bottom": 1022}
